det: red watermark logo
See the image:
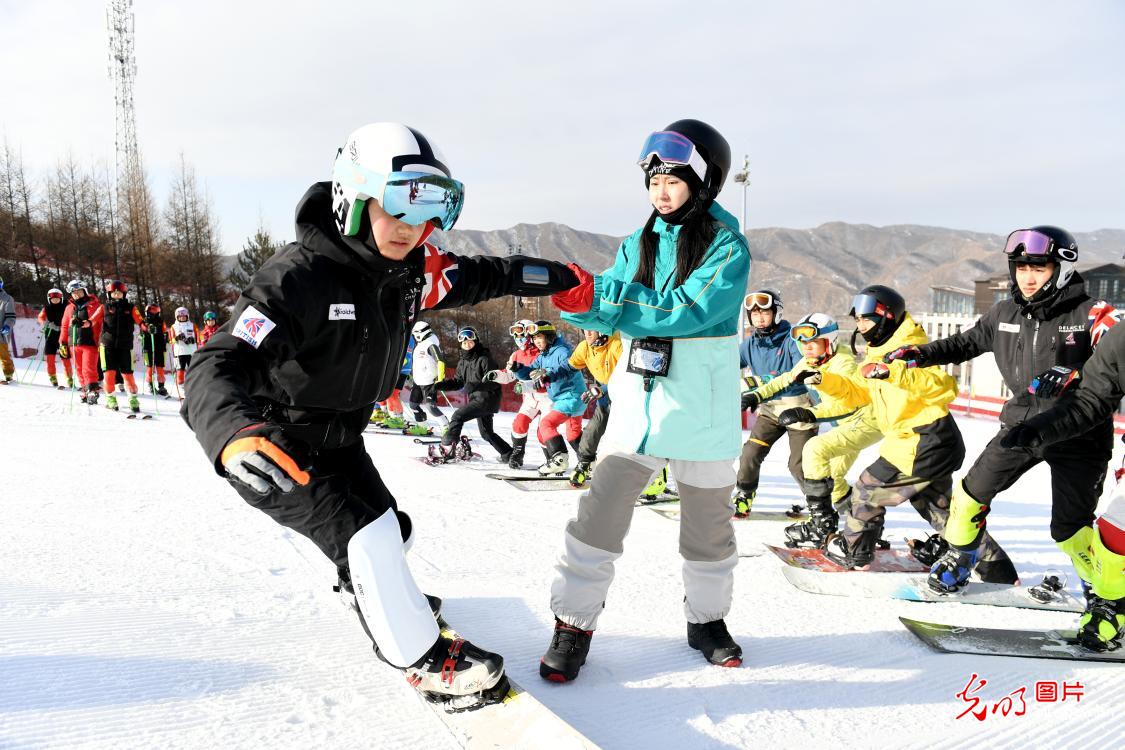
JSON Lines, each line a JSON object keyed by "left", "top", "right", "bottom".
{"left": 956, "top": 673, "right": 1084, "bottom": 721}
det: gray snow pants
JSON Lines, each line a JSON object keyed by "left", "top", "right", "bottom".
{"left": 550, "top": 452, "right": 738, "bottom": 630}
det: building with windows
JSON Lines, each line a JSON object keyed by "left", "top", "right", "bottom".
{"left": 929, "top": 285, "right": 976, "bottom": 315}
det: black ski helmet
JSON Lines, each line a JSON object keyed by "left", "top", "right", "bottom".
{"left": 661, "top": 119, "right": 732, "bottom": 202}
{"left": 1005, "top": 225, "right": 1079, "bottom": 307}
{"left": 849, "top": 285, "right": 907, "bottom": 348}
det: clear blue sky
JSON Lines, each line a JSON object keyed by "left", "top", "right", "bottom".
{"left": 2, "top": 0, "right": 1123, "bottom": 253}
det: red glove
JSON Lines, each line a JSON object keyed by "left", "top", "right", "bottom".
{"left": 550, "top": 263, "right": 595, "bottom": 313}
{"left": 861, "top": 362, "right": 891, "bottom": 380}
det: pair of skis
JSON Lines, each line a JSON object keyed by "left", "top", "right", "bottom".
{"left": 769, "top": 544, "right": 1118, "bottom": 662}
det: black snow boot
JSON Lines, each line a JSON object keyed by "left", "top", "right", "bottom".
{"left": 783, "top": 493, "right": 837, "bottom": 549}
{"left": 508, "top": 435, "right": 526, "bottom": 470}
{"left": 905, "top": 533, "right": 948, "bottom": 566}
{"left": 540, "top": 617, "right": 593, "bottom": 683}
{"left": 825, "top": 522, "right": 882, "bottom": 569}
{"left": 687, "top": 619, "right": 743, "bottom": 667}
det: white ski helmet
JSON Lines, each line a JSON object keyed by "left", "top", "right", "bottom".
{"left": 331, "top": 122, "right": 463, "bottom": 237}
{"left": 66, "top": 279, "right": 87, "bottom": 295}
{"left": 47, "top": 287, "right": 64, "bottom": 298}
{"left": 175, "top": 306, "right": 189, "bottom": 318}
{"left": 791, "top": 313, "right": 840, "bottom": 353}
{"left": 412, "top": 321, "right": 433, "bottom": 341}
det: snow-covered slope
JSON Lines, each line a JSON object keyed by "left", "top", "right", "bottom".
{"left": 2, "top": 361, "right": 1123, "bottom": 749}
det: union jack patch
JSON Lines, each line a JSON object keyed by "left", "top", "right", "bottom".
{"left": 1088, "top": 301, "right": 1121, "bottom": 346}
{"left": 232, "top": 304, "right": 276, "bottom": 349}
{"left": 420, "top": 243, "right": 460, "bottom": 310}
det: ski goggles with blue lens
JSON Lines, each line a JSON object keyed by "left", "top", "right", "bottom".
{"left": 791, "top": 321, "right": 839, "bottom": 342}
{"left": 851, "top": 294, "right": 894, "bottom": 320}
{"left": 457, "top": 328, "right": 477, "bottom": 342}
{"left": 334, "top": 161, "right": 465, "bottom": 231}
{"left": 637, "top": 131, "right": 707, "bottom": 183}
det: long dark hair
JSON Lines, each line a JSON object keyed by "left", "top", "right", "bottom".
{"left": 632, "top": 207, "right": 717, "bottom": 289}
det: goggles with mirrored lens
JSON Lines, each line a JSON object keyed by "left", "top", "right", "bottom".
{"left": 509, "top": 323, "right": 527, "bottom": 337}
{"left": 1003, "top": 229, "right": 1078, "bottom": 262}
{"left": 791, "top": 322, "right": 839, "bottom": 342}
{"left": 744, "top": 292, "right": 775, "bottom": 311}
{"left": 334, "top": 161, "right": 465, "bottom": 231}
{"left": 48, "top": 294, "right": 64, "bottom": 302}
{"left": 851, "top": 294, "right": 893, "bottom": 320}
{"left": 637, "top": 131, "right": 708, "bottom": 183}
{"left": 457, "top": 328, "right": 477, "bottom": 342}
{"left": 526, "top": 322, "right": 556, "bottom": 335}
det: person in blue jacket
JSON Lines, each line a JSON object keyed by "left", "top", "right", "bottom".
{"left": 735, "top": 289, "right": 818, "bottom": 516}
{"left": 542, "top": 119, "right": 751, "bottom": 680}
{"left": 499, "top": 320, "right": 587, "bottom": 475}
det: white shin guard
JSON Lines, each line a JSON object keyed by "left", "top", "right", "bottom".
{"left": 347, "top": 510, "right": 439, "bottom": 668}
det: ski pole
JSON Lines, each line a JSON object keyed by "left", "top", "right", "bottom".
{"left": 146, "top": 331, "right": 160, "bottom": 416}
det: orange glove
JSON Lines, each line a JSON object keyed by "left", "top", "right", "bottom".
{"left": 221, "top": 423, "right": 311, "bottom": 494}
{"left": 550, "top": 263, "right": 595, "bottom": 313}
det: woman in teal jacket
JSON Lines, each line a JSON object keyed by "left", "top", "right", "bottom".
{"left": 540, "top": 120, "right": 752, "bottom": 681}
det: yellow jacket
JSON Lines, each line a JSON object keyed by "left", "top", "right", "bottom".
{"left": 814, "top": 313, "right": 962, "bottom": 477}
{"left": 569, "top": 332, "right": 623, "bottom": 385}
{"left": 752, "top": 341, "right": 861, "bottom": 420}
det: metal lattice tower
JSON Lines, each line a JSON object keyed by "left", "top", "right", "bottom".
{"left": 106, "top": 0, "right": 139, "bottom": 209}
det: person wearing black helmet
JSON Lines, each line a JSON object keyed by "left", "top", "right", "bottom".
{"left": 182, "top": 122, "right": 584, "bottom": 706}
{"left": 546, "top": 119, "right": 752, "bottom": 677}
{"left": 37, "top": 288, "right": 74, "bottom": 389}
{"left": 429, "top": 326, "right": 512, "bottom": 462}
{"left": 99, "top": 280, "right": 143, "bottom": 414}
{"left": 735, "top": 288, "right": 819, "bottom": 517}
{"left": 806, "top": 285, "right": 1016, "bottom": 578}
{"left": 0, "top": 275, "right": 14, "bottom": 383}
{"left": 885, "top": 226, "right": 1120, "bottom": 608}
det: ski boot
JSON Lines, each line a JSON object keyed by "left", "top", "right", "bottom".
{"left": 454, "top": 436, "right": 475, "bottom": 461}
{"left": 106, "top": 394, "right": 119, "bottom": 411}
{"left": 67, "top": 376, "right": 75, "bottom": 389}
{"left": 825, "top": 523, "right": 882, "bottom": 570}
{"left": 905, "top": 533, "right": 948, "bottom": 566}
{"left": 370, "top": 408, "right": 389, "bottom": 423}
{"left": 540, "top": 617, "right": 593, "bottom": 683}
{"left": 732, "top": 490, "right": 754, "bottom": 519}
{"left": 537, "top": 435, "right": 569, "bottom": 475}
{"left": 49, "top": 375, "right": 58, "bottom": 388}
{"left": 156, "top": 383, "right": 169, "bottom": 398}
{"left": 427, "top": 443, "right": 457, "bottom": 465}
{"left": 508, "top": 436, "right": 526, "bottom": 470}
{"left": 687, "top": 619, "right": 743, "bottom": 667}
{"left": 639, "top": 467, "right": 669, "bottom": 502}
{"left": 569, "top": 461, "right": 593, "bottom": 488}
{"left": 1078, "top": 584, "right": 1125, "bottom": 652}
{"left": 405, "top": 423, "right": 433, "bottom": 437}
{"left": 379, "top": 415, "right": 407, "bottom": 430}
{"left": 927, "top": 546, "right": 979, "bottom": 594}
{"left": 783, "top": 493, "right": 837, "bottom": 548}
{"left": 128, "top": 394, "right": 141, "bottom": 415}
{"left": 404, "top": 635, "right": 508, "bottom": 711}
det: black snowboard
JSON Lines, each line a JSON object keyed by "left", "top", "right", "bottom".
{"left": 900, "top": 616, "right": 1125, "bottom": 663}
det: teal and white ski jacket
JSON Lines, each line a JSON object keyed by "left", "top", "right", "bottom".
{"left": 562, "top": 202, "right": 751, "bottom": 460}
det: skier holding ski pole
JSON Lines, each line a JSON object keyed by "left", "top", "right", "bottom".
{"left": 181, "top": 122, "right": 583, "bottom": 708}
{"left": 37, "top": 288, "right": 73, "bottom": 388}
{"left": 543, "top": 119, "right": 751, "bottom": 679}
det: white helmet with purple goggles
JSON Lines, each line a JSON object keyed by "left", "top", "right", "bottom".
{"left": 332, "top": 122, "right": 465, "bottom": 237}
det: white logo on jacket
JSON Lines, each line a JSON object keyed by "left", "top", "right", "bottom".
{"left": 329, "top": 304, "right": 356, "bottom": 320}
{"left": 998, "top": 322, "right": 1020, "bottom": 333}
{"left": 232, "top": 305, "right": 276, "bottom": 349}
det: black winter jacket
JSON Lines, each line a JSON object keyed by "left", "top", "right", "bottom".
{"left": 919, "top": 276, "right": 1117, "bottom": 430}
{"left": 1026, "top": 320, "right": 1125, "bottom": 445}
{"left": 101, "top": 299, "right": 138, "bottom": 348}
{"left": 437, "top": 345, "right": 502, "bottom": 409}
{"left": 183, "top": 181, "right": 578, "bottom": 471}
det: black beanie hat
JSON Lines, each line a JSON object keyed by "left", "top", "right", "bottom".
{"left": 644, "top": 157, "right": 704, "bottom": 193}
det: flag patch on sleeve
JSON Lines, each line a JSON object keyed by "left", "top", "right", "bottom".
{"left": 232, "top": 305, "right": 276, "bottom": 349}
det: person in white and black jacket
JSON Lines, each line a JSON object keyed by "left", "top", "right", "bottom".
{"left": 884, "top": 226, "right": 1119, "bottom": 601}
{"left": 182, "top": 123, "right": 582, "bottom": 707}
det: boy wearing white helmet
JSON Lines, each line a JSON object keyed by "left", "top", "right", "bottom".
{"left": 182, "top": 122, "right": 582, "bottom": 706}
{"left": 406, "top": 319, "right": 449, "bottom": 434}
{"left": 169, "top": 306, "right": 199, "bottom": 398}
{"left": 37, "top": 288, "right": 74, "bottom": 388}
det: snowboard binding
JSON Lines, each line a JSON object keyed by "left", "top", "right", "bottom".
{"left": 1027, "top": 571, "right": 1067, "bottom": 604}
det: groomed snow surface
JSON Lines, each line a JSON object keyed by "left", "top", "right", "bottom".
{"left": 2, "top": 358, "right": 1124, "bottom": 750}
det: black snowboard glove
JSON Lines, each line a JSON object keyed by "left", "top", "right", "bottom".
{"left": 1029, "top": 366, "right": 1079, "bottom": 399}
{"left": 741, "top": 390, "right": 761, "bottom": 412}
{"left": 1000, "top": 423, "right": 1043, "bottom": 451}
{"left": 778, "top": 407, "right": 817, "bottom": 427}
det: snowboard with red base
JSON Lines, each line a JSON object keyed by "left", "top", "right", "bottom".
{"left": 766, "top": 544, "right": 928, "bottom": 573}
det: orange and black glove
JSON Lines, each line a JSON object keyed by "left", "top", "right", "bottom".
{"left": 221, "top": 423, "right": 311, "bottom": 494}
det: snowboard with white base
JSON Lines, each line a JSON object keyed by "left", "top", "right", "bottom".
{"left": 900, "top": 616, "right": 1125, "bottom": 663}
{"left": 781, "top": 565, "right": 1085, "bottom": 613}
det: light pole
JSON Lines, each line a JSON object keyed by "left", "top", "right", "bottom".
{"left": 732, "top": 155, "right": 750, "bottom": 342}
{"left": 732, "top": 155, "right": 750, "bottom": 234}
